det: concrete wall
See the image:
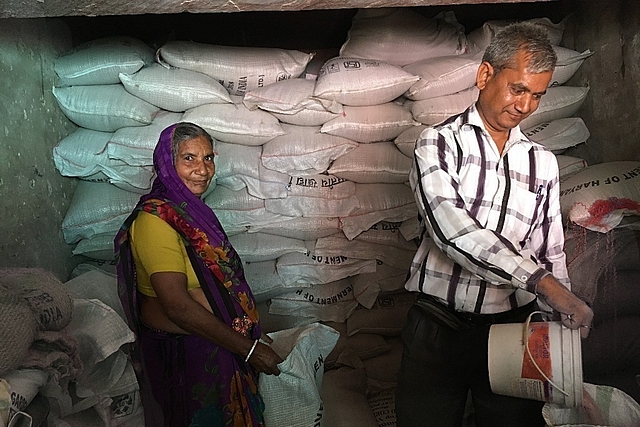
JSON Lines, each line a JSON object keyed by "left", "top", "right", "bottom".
{"left": 562, "top": 0, "right": 640, "bottom": 164}
{"left": 0, "top": 18, "right": 78, "bottom": 280}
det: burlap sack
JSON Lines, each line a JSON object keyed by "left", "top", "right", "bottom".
{"left": 0, "top": 293, "right": 38, "bottom": 376}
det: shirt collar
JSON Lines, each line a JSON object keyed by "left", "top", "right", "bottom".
{"left": 462, "top": 103, "right": 533, "bottom": 151}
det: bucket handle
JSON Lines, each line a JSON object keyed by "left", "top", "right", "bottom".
{"left": 523, "top": 311, "right": 570, "bottom": 397}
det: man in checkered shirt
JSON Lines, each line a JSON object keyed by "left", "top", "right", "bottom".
{"left": 395, "top": 22, "right": 593, "bottom": 427}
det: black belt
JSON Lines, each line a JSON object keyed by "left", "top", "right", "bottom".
{"left": 415, "top": 293, "right": 538, "bottom": 329}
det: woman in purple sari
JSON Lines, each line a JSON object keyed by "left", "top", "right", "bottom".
{"left": 115, "top": 122, "right": 282, "bottom": 426}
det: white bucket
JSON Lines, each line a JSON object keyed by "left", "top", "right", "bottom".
{"left": 488, "top": 314, "right": 583, "bottom": 407}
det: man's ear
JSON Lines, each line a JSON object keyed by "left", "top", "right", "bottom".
{"left": 476, "top": 61, "right": 494, "bottom": 91}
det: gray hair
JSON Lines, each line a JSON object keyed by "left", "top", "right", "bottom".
{"left": 171, "top": 122, "right": 214, "bottom": 163}
{"left": 482, "top": 22, "right": 557, "bottom": 75}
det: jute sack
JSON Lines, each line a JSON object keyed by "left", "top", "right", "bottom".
{"left": 260, "top": 323, "right": 340, "bottom": 427}
{"left": 243, "top": 78, "right": 342, "bottom": 121}
{"left": 61, "top": 180, "right": 140, "bottom": 244}
{"left": 339, "top": 8, "right": 465, "bottom": 67}
{"left": 119, "top": 63, "right": 232, "bottom": 112}
{"left": 54, "top": 36, "right": 154, "bottom": 87}
{"left": 182, "top": 102, "right": 285, "bottom": 146}
{"left": 518, "top": 86, "right": 590, "bottom": 130}
{"left": 328, "top": 141, "right": 412, "bottom": 184}
{"left": 107, "top": 111, "right": 183, "bottom": 166}
{"left": 394, "top": 124, "right": 427, "bottom": 158}
{"left": 53, "top": 128, "right": 154, "bottom": 191}
{"left": 52, "top": 84, "right": 160, "bottom": 132}
{"left": 313, "top": 56, "right": 419, "bottom": 106}
{"left": 157, "top": 41, "right": 313, "bottom": 97}
{"left": 559, "top": 161, "right": 640, "bottom": 232}
{"left": 523, "top": 117, "right": 590, "bottom": 154}
{"left": 407, "top": 86, "right": 478, "bottom": 126}
{"left": 0, "top": 268, "right": 73, "bottom": 332}
{"left": 403, "top": 53, "right": 481, "bottom": 101}
{"left": 261, "top": 124, "right": 358, "bottom": 176}
{"left": 0, "top": 293, "right": 38, "bottom": 376}
{"left": 321, "top": 102, "right": 418, "bottom": 143}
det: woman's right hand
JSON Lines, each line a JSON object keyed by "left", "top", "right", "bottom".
{"left": 249, "top": 342, "right": 283, "bottom": 375}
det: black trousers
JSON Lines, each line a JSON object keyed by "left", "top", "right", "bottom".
{"left": 395, "top": 299, "right": 546, "bottom": 427}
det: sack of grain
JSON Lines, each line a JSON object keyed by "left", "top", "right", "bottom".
{"left": 394, "top": 124, "right": 427, "bottom": 158}
{"left": 52, "top": 84, "right": 160, "bottom": 132}
{"left": 53, "top": 128, "right": 154, "bottom": 191}
{"left": 228, "top": 233, "right": 309, "bottom": 262}
{"left": 0, "top": 268, "right": 74, "bottom": 332}
{"left": 72, "top": 232, "right": 119, "bottom": 261}
{"left": 119, "top": 63, "right": 232, "bottom": 112}
{"left": 321, "top": 103, "right": 418, "bottom": 143}
{"left": 559, "top": 161, "right": 640, "bottom": 232}
{"left": 339, "top": 8, "right": 465, "bottom": 67}
{"left": 261, "top": 124, "right": 358, "bottom": 176}
{"left": 0, "top": 294, "right": 38, "bottom": 376}
{"left": 244, "top": 78, "right": 342, "bottom": 121}
{"left": 269, "top": 295, "right": 360, "bottom": 323}
{"left": 54, "top": 36, "right": 154, "bottom": 87}
{"left": 551, "top": 47, "right": 593, "bottom": 87}
{"left": 61, "top": 181, "right": 140, "bottom": 244}
{"left": 260, "top": 323, "right": 339, "bottom": 427}
{"left": 328, "top": 141, "right": 412, "bottom": 184}
{"left": 346, "top": 290, "right": 417, "bottom": 336}
{"left": 182, "top": 102, "right": 285, "bottom": 146}
{"left": 276, "top": 251, "right": 377, "bottom": 286}
{"left": 403, "top": 53, "right": 481, "bottom": 101}
{"left": 157, "top": 41, "right": 313, "bottom": 97}
{"left": 107, "top": 111, "right": 183, "bottom": 166}
{"left": 407, "top": 86, "right": 478, "bottom": 126}
{"left": 244, "top": 260, "right": 311, "bottom": 303}
{"left": 362, "top": 337, "right": 404, "bottom": 392}
{"left": 250, "top": 217, "right": 342, "bottom": 241}
{"left": 349, "top": 261, "right": 408, "bottom": 294}
{"left": 556, "top": 155, "right": 588, "bottom": 179}
{"left": 321, "top": 367, "right": 378, "bottom": 427}
{"left": 313, "top": 57, "right": 419, "bottom": 106}
{"left": 518, "top": 86, "right": 590, "bottom": 130}
{"left": 523, "top": 117, "right": 590, "bottom": 154}
{"left": 64, "top": 269, "right": 125, "bottom": 321}
{"left": 340, "top": 183, "right": 418, "bottom": 240}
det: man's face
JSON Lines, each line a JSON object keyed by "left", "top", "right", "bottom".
{"left": 476, "top": 50, "right": 552, "bottom": 134}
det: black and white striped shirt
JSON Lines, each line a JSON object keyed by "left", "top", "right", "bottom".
{"left": 406, "top": 104, "right": 570, "bottom": 314}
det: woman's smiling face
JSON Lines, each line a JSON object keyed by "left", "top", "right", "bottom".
{"left": 174, "top": 135, "right": 215, "bottom": 198}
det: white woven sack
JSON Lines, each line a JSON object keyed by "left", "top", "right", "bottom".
{"left": 257, "top": 301, "right": 315, "bottom": 335}
{"left": 523, "top": 117, "right": 590, "bottom": 153}
{"left": 408, "top": 86, "right": 479, "bottom": 126}
{"left": 518, "top": 86, "right": 590, "bottom": 130}
{"left": 228, "top": 233, "right": 309, "bottom": 262}
{"left": 268, "top": 296, "right": 359, "bottom": 323}
{"left": 157, "top": 41, "right": 314, "bottom": 97}
{"left": 276, "top": 251, "right": 377, "bottom": 286}
{"left": 213, "top": 141, "right": 262, "bottom": 180}
{"left": 53, "top": 128, "right": 154, "bottom": 190}
{"left": 72, "top": 232, "right": 118, "bottom": 261}
{"left": 3, "top": 369, "right": 48, "bottom": 414}
{"left": 61, "top": 181, "right": 140, "bottom": 244}
{"left": 243, "top": 78, "right": 341, "bottom": 116}
{"left": 339, "top": 8, "right": 465, "bottom": 67}
{"left": 556, "top": 155, "right": 588, "bottom": 179}
{"left": 321, "top": 102, "right": 418, "bottom": 143}
{"left": 272, "top": 110, "right": 341, "bottom": 127}
{"left": 349, "top": 261, "right": 408, "bottom": 294}
{"left": 243, "top": 260, "right": 311, "bottom": 303}
{"left": 551, "top": 47, "right": 593, "bottom": 87}
{"left": 204, "top": 187, "right": 294, "bottom": 235}
{"left": 265, "top": 193, "right": 360, "bottom": 218}
{"left": 250, "top": 217, "right": 342, "bottom": 241}
{"left": 119, "top": 63, "right": 232, "bottom": 112}
{"left": 400, "top": 216, "right": 420, "bottom": 241}
{"left": 52, "top": 84, "right": 160, "bottom": 132}
{"left": 394, "top": 124, "right": 427, "bottom": 158}
{"left": 403, "top": 53, "right": 482, "bottom": 101}
{"left": 466, "top": 17, "right": 566, "bottom": 55}
{"left": 260, "top": 323, "right": 339, "bottom": 427}
{"left": 328, "top": 141, "right": 412, "bottom": 184}
{"left": 542, "top": 382, "right": 640, "bottom": 426}
{"left": 313, "top": 56, "right": 419, "bottom": 106}
{"left": 559, "top": 161, "right": 640, "bottom": 233}
{"left": 261, "top": 124, "right": 359, "bottom": 176}
{"left": 64, "top": 269, "right": 125, "bottom": 321}
{"left": 107, "top": 111, "right": 183, "bottom": 166}
{"left": 218, "top": 162, "right": 291, "bottom": 199}
{"left": 341, "top": 183, "right": 418, "bottom": 240}
{"left": 54, "top": 36, "right": 154, "bottom": 87}
{"left": 315, "top": 232, "right": 417, "bottom": 271}
{"left": 275, "top": 279, "right": 356, "bottom": 304}
{"left": 182, "top": 102, "right": 285, "bottom": 145}
{"left": 286, "top": 174, "right": 357, "bottom": 200}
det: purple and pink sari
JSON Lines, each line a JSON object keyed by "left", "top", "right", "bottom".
{"left": 115, "top": 123, "right": 264, "bottom": 426}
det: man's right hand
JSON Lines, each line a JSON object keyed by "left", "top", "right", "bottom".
{"left": 535, "top": 274, "right": 594, "bottom": 338}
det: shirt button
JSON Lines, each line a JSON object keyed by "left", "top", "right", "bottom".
{"left": 521, "top": 275, "right": 528, "bottom": 281}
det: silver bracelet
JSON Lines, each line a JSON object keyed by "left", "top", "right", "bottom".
{"left": 245, "top": 339, "right": 259, "bottom": 363}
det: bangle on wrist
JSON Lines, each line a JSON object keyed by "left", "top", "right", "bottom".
{"left": 245, "top": 339, "right": 259, "bottom": 363}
